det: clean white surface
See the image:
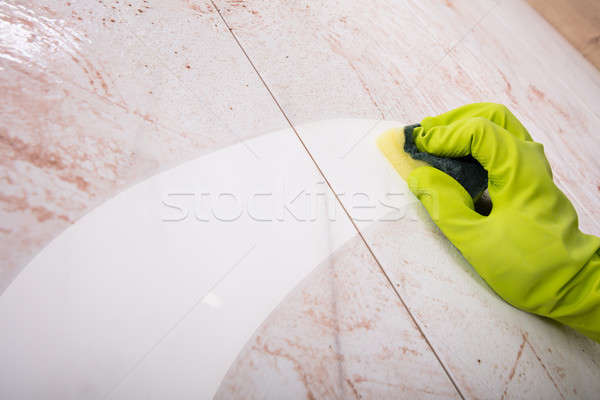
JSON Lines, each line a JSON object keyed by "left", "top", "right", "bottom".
{"left": 0, "top": 121, "right": 392, "bottom": 400}
{"left": 108, "top": 119, "right": 413, "bottom": 400}
{"left": 298, "top": 119, "right": 418, "bottom": 230}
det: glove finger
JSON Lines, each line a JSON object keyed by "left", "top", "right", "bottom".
{"left": 421, "top": 103, "right": 532, "bottom": 142}
{"left": 408, "top": 166, "right": 484, "bottom": 247}
{"left": 413, "top": 117, "right": 521, "bottom": 188}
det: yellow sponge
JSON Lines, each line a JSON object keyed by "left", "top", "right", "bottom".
{"left": 376, "top": 127, "right": 428, "bottom": 180}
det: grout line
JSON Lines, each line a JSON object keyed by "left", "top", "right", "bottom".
{"left": 407, "top": 0, "right": 501, "bottom": 94}
{"left": 524, "top": 333, "right": 566, "bottom": 400}
{"left": 210, "top": 2, "right": 466, "bottom": 398}
{"left": 339, "top": 119, "right": 383, "bottom": 159}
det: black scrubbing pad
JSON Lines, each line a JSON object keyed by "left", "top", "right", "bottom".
{"left": 404, "top": 123, "right": 488, "bottom": 198}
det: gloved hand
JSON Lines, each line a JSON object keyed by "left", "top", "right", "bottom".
{"left": 408, "top": 103, "right": 600, "bottom": 342}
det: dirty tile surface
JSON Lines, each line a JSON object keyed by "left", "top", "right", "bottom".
{"left": 1, "top": 0, "right": 600, "bottom": 399}
{"left": 0, "top": 0, "right": 287, "bottom": 292}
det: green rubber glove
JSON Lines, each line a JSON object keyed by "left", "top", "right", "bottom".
{"left": 408, "top": 103, "right": 600, "bottom": 342}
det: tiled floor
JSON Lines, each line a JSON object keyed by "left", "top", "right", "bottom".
{"left": 215, "top": 234, "right": 460, "bottom": 400}
{"left": 1, "top": 0, "right": 599, "bottom": 399}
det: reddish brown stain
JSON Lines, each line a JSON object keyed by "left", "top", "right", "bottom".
{"left": 554, "top": 367, "right": 566, "bottom": 379}
{"left": 497, "top": 68, "right": 518, "bottom": 104}
{"left": 524, "top": 335, "right": 565, "bottom": 399}
{"left": 60, "top": 174, "right": 90, "bottom": 191}
{"left": 508, "top": 334, "right": 527, "bottom": 382}
{"left": 529, "top": 85, "right": 545, "bottom": 101}
{"left": 132, "top": 110, "right": 155, "bottom": 124}
{"left": 345, "top": 378, "right": 360, "bottom": 399}
{"left": 0, "top": 194, "right": 70, "bottom": 223}
{"left": 256, "top": 342, "right": 316, "bottom": 400}
{"left": 501, "top": 334, "right": 529, "bottom": 400}
{"left": 451, "top": 64, "right": 480, "bottom": 99}
{"left": 30, "top": 206, "right": 54, "bottom": 222}
{"left": 399, "top": 346, "right": 420, "bottom": 356}
{"left": 377, "top": 346, "right": 393, "bottom": 360}
{"left": 227, "top": 0, "right": 246, "bottom": 7}
{"left": 0, "top": 0, "right": 157, "bottom": 281}
{"left": 528, "top": 84, "right": 571, "bottom": 122}
{"left": 303, "top": 308, "right": 339, "bottom": 332}
{"left": 186, "top": 0, "right": 215, "bottom": 15}
{"left": 350, "top": 317, "right": 374, "bottom": 331}
{"left": 1, "top": 131, "right": 66, "bottom": 170}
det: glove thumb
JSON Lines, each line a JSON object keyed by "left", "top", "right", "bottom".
{"left": 408, "top": 166, "right": 484, "bottom": 247}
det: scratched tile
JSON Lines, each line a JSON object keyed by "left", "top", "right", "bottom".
{"left": 211, "top": 0, "right": 447, "bottom": 122}
{"left": 214, "top": 234, "right": 460, "bottom": 400}
{"left": 0, "top": 0, "right": 287, "bottom": 292}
